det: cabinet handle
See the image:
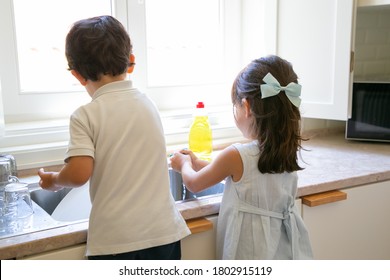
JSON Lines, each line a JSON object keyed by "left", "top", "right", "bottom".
{"left": 301, "top": 190, "right": 347, "bottom": 207}
{"left": 350, "top": 51, "right": 355, "bottom": 73}
{"left": 186, "top": 218, "right": 213, "bottom": 234}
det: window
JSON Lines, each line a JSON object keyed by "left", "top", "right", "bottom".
{"left": 127, "top": 0, "right": 242, "bottom": 111}
{"left": 14, "top": 0, "right": 111, "bottom": 93}
{"left": 0, "top": 0, "right": 113, "bottom": 123}
{"left": 127, "top": 0, "right": 277, "bottom": 112}
{"left": 145, "top": 0, "right": 223, "bottom": 87}
{"left": 0, "top": 0, "right": 276, "bottom": 169}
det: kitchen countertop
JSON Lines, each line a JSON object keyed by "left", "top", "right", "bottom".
{"left": 1, "top": 130, "right": 389, "bottom": 259}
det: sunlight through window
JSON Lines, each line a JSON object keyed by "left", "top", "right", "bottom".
{"left": 13, "top": 0, "right": 111, "bottom": 92}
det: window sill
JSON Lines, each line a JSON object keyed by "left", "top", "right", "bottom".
{"left": 0, "top": 106, "right": 242, "bottom": 170}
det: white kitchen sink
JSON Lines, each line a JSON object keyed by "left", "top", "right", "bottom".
{"left": 29, "top": 182, "right": 90, "bottom": 222}
{"left": 30, "top": 169, "right": 225, "bottom": 222}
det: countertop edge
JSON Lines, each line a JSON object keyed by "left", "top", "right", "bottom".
{"left": 0, "top": 214, "right": 219, "bottom": 259}
{"left": 0, "top": 221, "right": 88, "bottom": 260}
{"left": 3, "top": 169, "right": 388, "bottom": 259}
{"left": 297, "top": 171, "right": 390, "bottom": 197}
{"left": 1, "top": 130, "right": 390, "bottom": 259}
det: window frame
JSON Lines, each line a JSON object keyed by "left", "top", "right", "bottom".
{"left": 0, "top": 0, "right": 277, "bottom": 170}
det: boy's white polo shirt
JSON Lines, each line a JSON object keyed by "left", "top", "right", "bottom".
{"left": 66, "top": 80, "right": 190, "bottom": 256}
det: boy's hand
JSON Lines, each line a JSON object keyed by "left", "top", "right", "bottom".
{"left": 38, "top": 168, "right": 64, "bottom": 192}
{"left": 37, "top": 156, "right": 93, "bottom": 192}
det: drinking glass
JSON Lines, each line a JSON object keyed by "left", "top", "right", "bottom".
{"left": 3, "top": 182, "right": 34, "bottom": 233}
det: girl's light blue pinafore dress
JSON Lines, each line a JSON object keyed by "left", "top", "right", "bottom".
{"left": 216, "top": 141, "right": 313, "bottom": 259}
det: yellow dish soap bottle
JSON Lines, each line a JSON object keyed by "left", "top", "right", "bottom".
{"left": 189, "top": 102, "right": 212, "bottom": 161}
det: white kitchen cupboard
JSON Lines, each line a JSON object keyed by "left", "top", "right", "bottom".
{"left": 182, "top": 215, "right": 218, "bottom": 260}
{"left": 19, "top": 244, "right": 87, "bottom": 260}
{"left": 301, "top": 181, "right": 390, "bottom": 259}
{"left": 277, "top": 0, "right": 355, "bottom": 120}
{"left": 277, "top": 0, "right": 390, "bottom": 121}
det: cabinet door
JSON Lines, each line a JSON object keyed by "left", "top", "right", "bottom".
{"left": 182, "top": 216, "right": 218, "bottom": 260}
{"left": 302, "top": 181, "right": 390, "bottom": 259}
{"left": 18, "top": 244, "right": 87, "bottom": 260}
{"left": 277, "top": 0, "right": 354, "bottom": 120}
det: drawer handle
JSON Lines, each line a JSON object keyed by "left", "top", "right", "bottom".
{"left": 302, "top": 190, "right": 347, "bottom": 207}
{"left": 186, "top": 218, "right": 213, "bottom": 234}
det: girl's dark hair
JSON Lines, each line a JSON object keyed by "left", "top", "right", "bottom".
{"left": 232, "top": 55, "right": 304, "bottom": 174}
{"left": 65, "top": 15, "right": 133, "bottom": 81}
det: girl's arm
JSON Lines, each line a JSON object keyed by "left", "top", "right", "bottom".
{"left": 170, "top": 146, "right": 243, "bottom": 193}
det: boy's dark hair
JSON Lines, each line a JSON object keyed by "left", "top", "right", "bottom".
{"left": 65, "top": 15, "right": 133, "bottom": 81}
{"left": 232, "top": 55, "right": 304, "bottom": 174}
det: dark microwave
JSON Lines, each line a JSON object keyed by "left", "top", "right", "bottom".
{"left": 346, "top": 82, "right": 390, "bottom": 142}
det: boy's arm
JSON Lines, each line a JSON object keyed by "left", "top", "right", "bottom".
{"left": 38, "top": 156, "right": 94, "bottom": 192}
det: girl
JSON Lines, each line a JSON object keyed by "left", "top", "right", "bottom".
{"left": 170, "top": 55, "right": 313, "bottom": 259}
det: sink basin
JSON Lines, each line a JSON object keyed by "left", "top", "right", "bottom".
{"left": 184, "top": 182, "right": 225, "bottom": 199}
{"left": 29, "top": 186, "right": 71, "bottom": 215}
{"left": 29, "top": 168, "right": 224, "bottom": 222}
{"left": 29, "top": 183, "right": 90, "bottom": 222}
{"left": 168, "top": 168, "right": 225, "bottom": 200}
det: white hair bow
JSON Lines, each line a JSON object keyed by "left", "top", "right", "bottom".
{"left": 260, "top": 73, "right": 301, "bottom": 107}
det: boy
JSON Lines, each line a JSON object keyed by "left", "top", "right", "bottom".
{"left": 38, "top": 15, "right": 190, "bottom": 259}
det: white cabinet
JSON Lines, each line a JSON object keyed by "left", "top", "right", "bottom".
{"left": 19, "top": 216, "right": 218, "bottom": 260}
{"left": 182, "top": 215, "right": 218, "bottom": 260}
{"left": 277, "top": 0, "right": 390, "bottom": 121}
{"left": 277, "top": 0, "right": 354, "bottom": 120}
{"left": 19, "top": 244, "right": 87, "bottom": 260}
{"left": 302, "top": 181, "right": 390, "bottom": 259}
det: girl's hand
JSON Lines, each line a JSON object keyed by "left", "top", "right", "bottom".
{"left": 180, "top": 149, "right": 209, "bottom": 171}
{"left": 179, "top": 149, "right": 198, "bottom": 162}
{"left": 170, "top": 151, "right": 192, "bottom": 173}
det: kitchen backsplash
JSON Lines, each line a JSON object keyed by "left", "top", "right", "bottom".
{"left": 302, "top": 118, "right": 345, "bottom": 133}
{"left": 354, "top": 5, "right": 390, "bottom": 81}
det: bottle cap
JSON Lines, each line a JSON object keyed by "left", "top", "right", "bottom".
{"left": 196, "top": 102, "right": 204, "bottom": 108}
